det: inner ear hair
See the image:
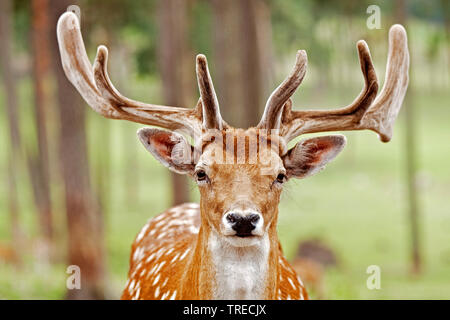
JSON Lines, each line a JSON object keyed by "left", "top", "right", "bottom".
{"left": 283, "top": 135, "right": 346, "bottom": 178}
{"left": 138, "top": 128, "right": 196, "bottom": 175}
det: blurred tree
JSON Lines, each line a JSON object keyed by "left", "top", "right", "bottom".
{"left": 395, "top": 0, "right": 422, "bottom": 275}
{"left": 441, "top": 0, "right": 450, "bottom": 68}
{"left": 86, "top": 12, "right": 113, "bottom": 224}
{"left": 211, "top": 0, "right": 242, "bottom": 125}
{"left": 157, "top": 0, "right": 192, "bottom": 205}
{"left": 82, "top": 0, "right": 158, "bottom": 77}
{"left": 238, "top": 0, "right": 273, "bottom": 127}
{"left": 0, "top": 0, "right": 23, "bottom": 264}
{"left": 81, "top": 0, "right": 159, "bottom": 212}
{"left": 50, "top": 0, "right": 107, "bottom": 299}
{"left": 30, "top": 0, "right": 54, "bottom": 259}
{"left": 211, "top": 0, "right": 273, "bottom": 128}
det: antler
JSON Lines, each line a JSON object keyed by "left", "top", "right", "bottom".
{"left": 257, "top": 50, "right": 308, "bottom": 130}
{"left": 57, "top": 12, "right": 223, "bottom": 138}
{"left": 196, "top": 54, "right": 223, "bottom": 130}
{"left": 261, "top": 24, "right": 409, "bottom": 143}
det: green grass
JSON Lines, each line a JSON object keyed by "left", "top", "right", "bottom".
{"left": 0, "top": 80, "right": 449, "bottom": 299}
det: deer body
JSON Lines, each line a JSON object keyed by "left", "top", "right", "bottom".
{"left": 57, "top": 11, "right": 409, "bottom": 300}
{"left": 121, "top": 203, "right": 306, "bottom": 300}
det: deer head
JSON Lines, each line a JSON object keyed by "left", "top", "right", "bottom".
{"left": 57, "top": 12, "right": 409, "bottom": 250}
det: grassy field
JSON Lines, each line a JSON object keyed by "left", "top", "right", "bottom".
{"left": 0, "top": 80, "right": 449, "bottom": 299}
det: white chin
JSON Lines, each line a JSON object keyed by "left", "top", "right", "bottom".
{"left": 223, "top": 235, "right": 261, "bottom": 247}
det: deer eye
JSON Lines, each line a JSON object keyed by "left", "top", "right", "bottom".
{"left": 275, "top": 173, "right": 287, "bottom": 184}
{"left": 195, "top": 170, "right": 208, "bottom": 182}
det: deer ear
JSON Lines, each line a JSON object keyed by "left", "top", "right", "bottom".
{"left": 138, "top": 128, "right": 195, "bottom": 175}
{"left": 282, "top": 135, "right": 346, "bottom": 179}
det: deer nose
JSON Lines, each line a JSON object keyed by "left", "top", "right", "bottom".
{"left": 226, "top": 213, "right": 260, "bottom": 237}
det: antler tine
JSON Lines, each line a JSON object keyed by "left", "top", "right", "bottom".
{"left": 57, "top": 12, "right": 202, "bottom": 137}
{"left": 258, "top": 50, "right": 307, "bottom": 130}
{"left": 281, "top": 24, "right": 409, "bottom": 143}
{"left": 196, "top": 54, "right": 223, "bottom": 130}
{"left": 57, "top": 12, "right": 113, "bottom": 117}
{"left": 360, "top": 24, "right": 409, "bottom": 142}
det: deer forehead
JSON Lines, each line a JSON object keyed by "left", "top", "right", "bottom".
{"left": 196, "top": 128, "right": 287, "bottom": 174}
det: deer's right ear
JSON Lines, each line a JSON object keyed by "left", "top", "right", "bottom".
{"left": 138, "top": 128, "right": 196, "bottom": 175}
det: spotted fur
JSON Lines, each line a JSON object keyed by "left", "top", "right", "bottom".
{"left": 121, "top": 203, "right": 307, "bottom": 300}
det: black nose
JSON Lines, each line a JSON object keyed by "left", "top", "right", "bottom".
{"left": 226, "top": 213, "right": 260, "bottom": 237}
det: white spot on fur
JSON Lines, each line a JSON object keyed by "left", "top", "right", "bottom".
{"left": 146, "top": 252, "right": 156, "bottom": 262}
{"left": 157, "top": 231, "right": 167, "bottom": 240}
{"left": 179, "top": 248, "right": 190, "bottom": 261}
{"left": 156, "top": 248, "right": 165, "bottom": 258}
{"left": 171, "top": 253, "right": 180, "bottom": 263}
{"left": 134, "top": 286, "right": 141, "bottom": 299}
{"left": 155, "top": 261, "right": 166, "bottom": 273}
{"left": 129, "top": 279, "right": 135, "bottom": 291}
{"left": 149, "top": 264, "right": 158, "bottom": 275}
{"left": 153, "top": 214, "right": 165, "bottom": 222}
{"left": 189, "top": 225, "right": 200, "bottom": 234}
{"left": 133, "top": 248, "right": 140, "bottom": 261}
{"left": 136, "top": 224, "right": 149, "bottom": 242}
{"left": 297, "top": 276, "right": 304, "bottom": 286}
{"left": 155, "top": 220, "right": 166, "bottom": 229}
{"left": 288, "top": 277, "right": 296, "bottom": 290}
{"left": 152, "top": 274, "right": 161, "bottom": 286}
{"left": 161, "top": 292, "right": 169, "bottom": 300}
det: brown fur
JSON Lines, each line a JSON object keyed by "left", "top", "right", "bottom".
{"left": 122, "top": 204, "right": 307, "bottom": 300}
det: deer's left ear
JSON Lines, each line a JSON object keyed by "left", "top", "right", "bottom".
{"left": 282, "top": 135, "right": 346, "bottom": 179}
{"left": 138, "top": 128, "right": 195, "bottom": 175}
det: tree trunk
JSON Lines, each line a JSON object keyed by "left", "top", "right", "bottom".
{"left": 238, "top": 0, "right": 263, "bottom": 128}
{"left": 31, "top": 0, "right": 53, "bottom": 253}
{"left": 211, "top": 0, "right": 273, "bottom": 128}
{"left": 87, "top": 26, "right": 112, "bottom": 222}
{"left": 210, "top": 0, "right": 242, "bottom": 126}
{"left": 395, "top": 0, "right": 422, "bottom": 275}
{"left": 157, "top": 0, "right": 192, "bottom": 206}
{"left": 50, "top": 1, "right": 107, "bottom": 299}
{"left": 0, "top": 0, "right": 23, "bottom": 263}
{"left": 117, "top": 46, "right": 138, "bottom": 209}
{"left": 440, "top": 0, "right": 450, "bottom": 72}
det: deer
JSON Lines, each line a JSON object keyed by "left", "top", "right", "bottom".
{"left": 56, "top": 11, "right": 409, "bottom": 300}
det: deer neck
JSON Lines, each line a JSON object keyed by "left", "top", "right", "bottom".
{"left": 182, "top": 209, "right": 280, "bottom": 300}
